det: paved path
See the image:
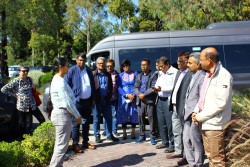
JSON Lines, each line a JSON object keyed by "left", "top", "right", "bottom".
{"left": 62, "top": 126, "right": 208, "bottom": 167}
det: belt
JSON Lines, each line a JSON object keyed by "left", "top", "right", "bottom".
{"left": 158, "top": 96, "right": 168, "bottom": 100}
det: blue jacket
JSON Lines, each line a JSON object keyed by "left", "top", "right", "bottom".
{"left": 64, "top": 65, "right": 96, "bottom": 102}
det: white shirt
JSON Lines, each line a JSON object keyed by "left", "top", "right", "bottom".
{"left": 171, "top": 69, "right": 188, "bottom": 104}
{"left": 79, "top": 67, "right": 91, "bottom": 99}
{"left": 155, "top": 66, "right": 178, "bottom": 97}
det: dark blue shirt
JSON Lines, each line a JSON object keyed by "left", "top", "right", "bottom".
{"left": 97, "top": 72, "right": 108, "bottom": 97}
{"left": 139, "top": 74, "right": 149, "bottom": 94}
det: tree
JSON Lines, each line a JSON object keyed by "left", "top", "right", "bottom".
{"left": 66, "top": 0, "right": 107, "bottom": 53}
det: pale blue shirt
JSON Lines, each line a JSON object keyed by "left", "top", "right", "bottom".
{"left": 51, "top": 75, "right": 81, "bottom": 119}
{"left": 79, "top": 67, "right": 91, "bottom": 99}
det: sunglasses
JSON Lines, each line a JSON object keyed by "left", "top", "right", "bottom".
{"left": 20, "top": 70, "right": 29, "bottom": 73}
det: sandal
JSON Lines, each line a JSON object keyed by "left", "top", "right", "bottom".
{"left": 155, "top": 144, "right": 167, "bottom": 149}
{"left": 164, "top": 148, "right": 174, "bottom": 153}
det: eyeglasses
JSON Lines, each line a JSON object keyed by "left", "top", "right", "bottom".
{"left": 106, "top": 65, "right": 113, "bottom": 68}
{"left": 122, "top": 64, "right": 129, "bottom": 67}
{"left": 177, "top": 60, "right": 187, "bottom": 63}
{"left": 20, "top": 70, "right": 29, "bottom": 73}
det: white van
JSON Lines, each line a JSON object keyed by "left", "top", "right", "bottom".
{"left": 86, "top": 26, "right": 250, "bottom": 91}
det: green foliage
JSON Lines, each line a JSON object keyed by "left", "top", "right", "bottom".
{"left": 40, "top": 71, "right": 53, "bottom": 86}
{"left": 232, "top": 89, "right": 250, "bottom": 116}
{"left": 21, "top": 121, "right": 55, "bottom": 166}
{"left": 0, "top": 141, "right": 26, "bottom": 167}
{"left": 28, "top": 70, "right": 45, "bottom": 88}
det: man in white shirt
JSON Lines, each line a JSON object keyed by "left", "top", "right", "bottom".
{"left": 154, "top": 56, "right": 178, "bottom": 152}
{"left": 65, "top": 53, "right": 96, "bottom": 153}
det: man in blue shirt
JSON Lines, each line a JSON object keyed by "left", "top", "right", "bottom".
{"left": 93, "top": 57, "right": 119, "bottom": 143}
{"left": 65, "top": 53, "right": 96, "bottom": 153}
{"left": 134, "top": 58, "right": 158, "bottom": 145}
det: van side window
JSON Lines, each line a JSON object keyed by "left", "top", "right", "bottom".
{"left": 88, "top": 51, "right": 110, "bottom": 70}
{"left": 224, "top": 44, "right": 250, "bottom": 73}
{"left": 118, "top": 48, "right": 170, "bottom": 72}
{"left": 170, "top": 45, "right": 225, "bottom": 68}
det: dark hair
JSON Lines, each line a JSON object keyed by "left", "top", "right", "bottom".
{"left": 141, "top": 58, "right": 150, "bottom": 65}
{"left": 178, "top": 51, "right": 190, "bottom": 59}
{"left": 53, "top": 57, "right": 68, "bottom": 73}
{"left": 76, "top": 53, "right": 86, "bottom": 59}
{"left": 19, "top": 66, "right": 29, "bottom": 71}
{"left": 159, "top": 56, "right": 170, "bottom": 65}
{"left": 106, "top": 59, "right": 115, "bottom": 66}
{"left": 121, "top": 59, "right": 131, "bottom": 67}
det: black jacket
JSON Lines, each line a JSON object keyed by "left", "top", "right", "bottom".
{"left": 133, "top": 70, "right": 158, "bottom": 105}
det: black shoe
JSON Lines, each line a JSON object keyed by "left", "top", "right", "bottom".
{"left": 95, "top": 134, "right": 101, "bottom": 143}
{"left": 107, "top": 135, "right": 119, "bottom": 142}
{"left": 177, "top": 158, "right": 188, "bottom": 166}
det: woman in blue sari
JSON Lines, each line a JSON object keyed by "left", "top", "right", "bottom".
{"left": 117, "top": 59, "right": 138, "bottom": 140}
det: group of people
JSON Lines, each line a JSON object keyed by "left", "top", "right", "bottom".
{"left": 1, "top": 46, "right": 232, "bottom": 167}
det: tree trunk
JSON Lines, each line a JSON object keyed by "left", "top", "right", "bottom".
{"left": 86, "top": 20, "right": 91, "bottom": 53}
{"left": 32, "top": 47, "right": 34, "bottom": 67}
{"left": 1, "top": 9, "right": 7, "bottom": 71}
{"left": 42, "top": 50, "right": 45, "bottom": 66}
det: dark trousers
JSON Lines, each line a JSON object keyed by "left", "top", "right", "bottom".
{"left": 156, "top": 98, "right": 174, "bottom": 148}
{"left": 17, "top": 107, "right": 45, "bottom": 134}
{"left": 72, "top": 98, "right": 92, "bottom": 145}
{"left": 137, "top": 101, "right": 155, "bottom": 137}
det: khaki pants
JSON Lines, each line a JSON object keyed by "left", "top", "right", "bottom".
{"left": 202, "top": 130, "right": 226, "bottom": 167}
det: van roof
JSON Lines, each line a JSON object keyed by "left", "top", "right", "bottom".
{"left": 89, "top": 26, "right": 250, "bottom": 52}
{"left": 206, "top": 21, "right": 250, "bottom": 29}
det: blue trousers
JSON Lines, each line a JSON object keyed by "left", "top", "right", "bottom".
{"left": 156, "top": 98, "right": 174, "bottom": 148}
{"left": 93, "top": 99, "right": 112, "bottom": 137}
{"left": 103, "top": 99, "right": 118, "bottom": 134}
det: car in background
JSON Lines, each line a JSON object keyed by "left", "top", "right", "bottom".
{"left": 8, "top": 65, "right": 20, "bottom": 78}
{"left": 29, "top": 66, "right": 52, "bottom": 73}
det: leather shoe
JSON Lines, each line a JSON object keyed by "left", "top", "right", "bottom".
{"left": 72, "top": 145, "right": 84, "bottom": 153}
{"left": 166, "top": 153, "right": 182, "bottom": 159}
{"left": 82, "top": 143, "right": 96, "bottom": 150}
{"left": 177, "top": 158, "right": 188, "bottom": 166}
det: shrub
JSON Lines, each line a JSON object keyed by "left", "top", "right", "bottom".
{"left": 21, "top": 121, "right": 55, "bottom": 166}
{"left": 225, "top": 89, "right": 250, "bottom": 166}
{"left": 28, "top": 70, "right": 45, "bottom": 88}
{"left": 0, "top": 141, "right": 26, "bottom": 167}
{"left": 40, "top": 71, "right": 53, "bottom": 87}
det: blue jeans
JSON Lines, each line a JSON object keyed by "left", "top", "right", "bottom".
{"left": 71, "top": 99, "right": 92, "bottom": 145}
{"left": 103, "top": 99, "right": 118, "bottom": 134}
{"left": 93, "top": 99, "right": 112, "bottom": 137}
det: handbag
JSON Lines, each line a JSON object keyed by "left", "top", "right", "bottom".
{"left": 32, "top": 88, "right": 42, "bottom": 106}
{"left": 46, "top": 85, "right": 53, "bottom": 118}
